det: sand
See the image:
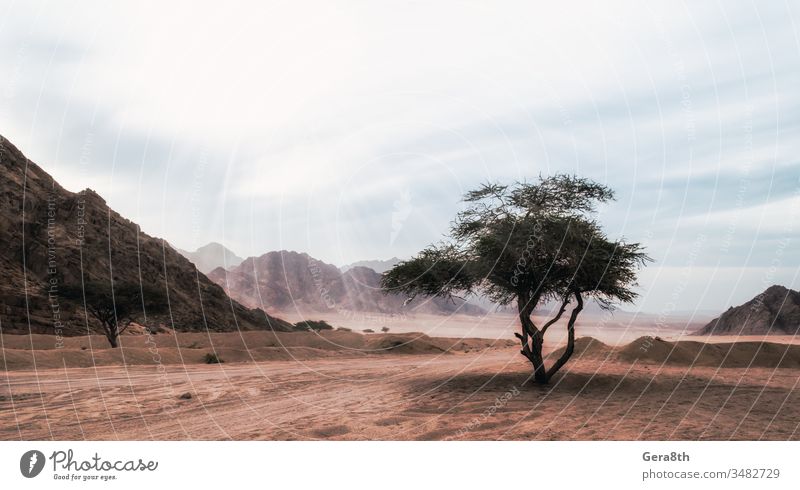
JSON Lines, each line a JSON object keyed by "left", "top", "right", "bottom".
{"left": 0, "top": 331, "right": 515, "bottom": 371}
{"left": 2, "top": 331, "right": 799, "bottom": 441}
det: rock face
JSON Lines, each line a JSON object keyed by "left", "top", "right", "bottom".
{"left": 177, "top": 242, "right": 244, "bottom": 274}
{"left": 696, "top": 285, "right": 800, "bottom": 335}
{"left": 208, "top": 251, "right": 485, "bottom": 316}
{"left": 0, "top": 135, "right": 292, "bottom": 335}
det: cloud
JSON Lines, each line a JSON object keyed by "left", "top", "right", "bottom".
{"left": 1, "top": 0, "right": 799, "bottom": 311}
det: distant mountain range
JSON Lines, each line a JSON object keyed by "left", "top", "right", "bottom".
{"left": 207, "top": 250, "right": 485, "bottom": 316}
{"left": 0, "top": 135, "right": 292, "bottom": 335}
{"left": 340, "top": 257, "right": 401, "bottom": 274}
{"left": 696, "top": 285, "right": 800, "bottom": 335}
{"left": 177, "top": 242, "right": 243, "bottom": 274}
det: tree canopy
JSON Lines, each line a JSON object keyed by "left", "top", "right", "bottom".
{"left": 381, "top": 175, "right": 650, "bottom": 383}
{"left": 61, "top": 281, "right": 168, "bottom": 347}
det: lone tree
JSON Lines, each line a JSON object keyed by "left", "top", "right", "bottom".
{"left": 381, "top": 175, "right": 650, "bottom": 384}
{"left": 62, "top": 281, "right": 168, "bottom": 348}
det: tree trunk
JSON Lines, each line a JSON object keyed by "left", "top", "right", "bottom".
{"left": 104, "top": 324, "right": 119, "bottom": 348}
{"left": 528, "top": 328, "right": 547, "bottom": 384}
{"left": 515, "top": 293, "right": 548, "bottom": 384}
{"left": 545, "top": 292, "right": 583, "bottom": 381}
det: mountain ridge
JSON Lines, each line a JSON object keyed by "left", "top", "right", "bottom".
{"left": 208, "top": 250, "right": 485, "bottom": 317}
{"left": 0, "top": 135, "right": 292, "bottom": 335}
{"left": 340, "top": 257, "right": 401, "bottom": 274}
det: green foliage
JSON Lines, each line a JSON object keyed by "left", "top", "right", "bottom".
{"left": 382, "top": 174, "right": 650, "bottom": 309}
{"left": 293, "top": 320, "right": 334, "bottom": 332}
{"left": 381, "top": 174, "right": 651, "bottom": 383}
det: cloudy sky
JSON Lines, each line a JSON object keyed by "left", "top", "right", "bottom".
{"left": 1, "top": 0, "right": 799, "bottom": 314}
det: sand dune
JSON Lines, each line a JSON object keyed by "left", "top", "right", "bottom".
{"left": 547, "top": 336, "right": 800, "bottom": 369}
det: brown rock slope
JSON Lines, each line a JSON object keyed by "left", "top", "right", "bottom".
{"left": 695, "top": 285, "right": 800, "bottom": 335}
{"left": 0, "top": 135, "right": 292, "bottom": 335}
{"left": 208, "top": 251, "right": 485, "bottom": 316}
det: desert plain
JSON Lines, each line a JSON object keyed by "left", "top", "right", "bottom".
{"left": 2, "top": 312, "right": 799, "bottom": 441}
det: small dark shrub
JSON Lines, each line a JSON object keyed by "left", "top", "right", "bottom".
{"left": 294, "top": 320, "right": 334, "bottom": 332}
{"left": 203, "top": 353, "right": 224, "bottom": 364}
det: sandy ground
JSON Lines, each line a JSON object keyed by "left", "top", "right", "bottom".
{"left": 2, "top": 331, "right": 799, "bottom": 441}
{"left": 276, "top": 310, "right": 706, "bottom": 346}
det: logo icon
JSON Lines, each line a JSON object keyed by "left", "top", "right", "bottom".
{"left": 20, "top": 450, "right": 45, "bottom": 478}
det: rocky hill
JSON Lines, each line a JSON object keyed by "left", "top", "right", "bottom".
{"left": 0, "top": 135, "right": 292, "bottom": 335}
{"left": 208, "top": 250, "right": 485, "bottom": 316}
{"left": 695, "top": 285, "right": 800, "bottom": 335}
{"left": 177, "top": 242, "right": 244, "bottom": 273}
{"left": 340, "top": 257, "right": 401, "bottom": 274}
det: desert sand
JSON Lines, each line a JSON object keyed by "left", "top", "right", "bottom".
{"left": 2, "top": 326, "right": 799, "bottom": 441}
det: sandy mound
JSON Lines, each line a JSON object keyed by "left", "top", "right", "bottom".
{"left": 618, "top": 336, "right": 800, "bottom": 368}
{"left": 0, "top": 331, "right": 516, "bottom": 370}
{"left": 546, "top": 337, "right": 613, "bottom": 361}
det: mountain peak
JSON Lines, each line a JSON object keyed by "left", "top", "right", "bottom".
{"left": 696, "top": 285, "right": 800, "bottom": 335}
{"left": 340, "top": 257, "right": 402, "bottom": 274}
{"left": 178, "top": 242, "right": 244, "bottom": 274}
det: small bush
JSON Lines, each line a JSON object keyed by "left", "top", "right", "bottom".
{"left": 203, "top": 353, "right": 224, "bottom": 364}
{"left": 362, "top": 329, "right": 375, "bottom": 333}
{"left": 381, "top": 326, "right": 390, "bottom": 333}
{"left": 336, "top": 327, "right": 352, "bottom": 332}
{"left": 294, "top": 320, "right": 334, "bottom": 332}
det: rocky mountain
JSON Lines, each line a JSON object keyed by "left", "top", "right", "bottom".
{"left": 695, "top": 285, "right": 800, "bottom": 335}
{"left": 340, "top": 257, "right": 401, "bottom": 274}
{"left": 208, "top": 250, "right": 485, "bottom": 316}
{"left": 0, "top": 135, "right": 292, "bottom": 335}
{"left": 177, "top": 242, "right": 244, "bottom": 273}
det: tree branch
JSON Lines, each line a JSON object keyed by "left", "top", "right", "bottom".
{"left": 545, "top": 291, "right": 584, "bottom": 380}
{"left": 541, "top": 295, "right": 570, "bottom": 335}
